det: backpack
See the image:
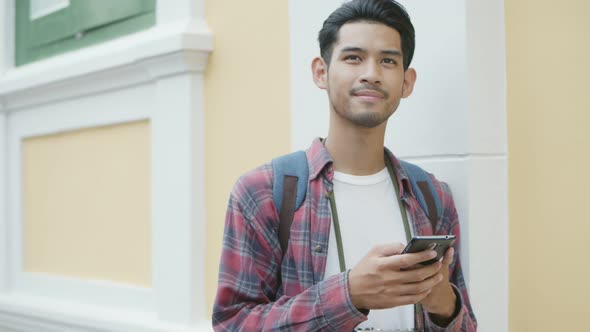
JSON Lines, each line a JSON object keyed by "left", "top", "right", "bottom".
{"left": 272, "top": 151, "right": 442, "bottom": 259}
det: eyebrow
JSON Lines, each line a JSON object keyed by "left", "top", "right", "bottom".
{"left": 339, "top": 47, "right": 402, "bottom": 57}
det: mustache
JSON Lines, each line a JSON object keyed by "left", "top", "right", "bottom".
{"left": 349, "top": 84, "right": 389, "bottom": 99}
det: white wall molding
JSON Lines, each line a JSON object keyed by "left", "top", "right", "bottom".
{"left": 157, "top": 0, "right": 204, "bottom": 25}
{"left": 0, "top": 113, "right": 7, "bottom": 294}
{"left": 1, "top": 78, "right": 211, "bottom": 331}
{"left": 0, "top": 1, "right": 213, "bottom": 331}
{"left": 0, "top": 19, "right": 211, "bottom": 112}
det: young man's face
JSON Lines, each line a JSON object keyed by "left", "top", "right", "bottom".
{"left": 313, "top": 21, "right": 416, "bottom": 128}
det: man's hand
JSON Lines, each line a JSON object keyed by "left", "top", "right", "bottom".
{"left": 348, "top": 243, "right": 444, "bottom": 310}
{"left": 421, "top": 247, "right": 458, "bottom": 324}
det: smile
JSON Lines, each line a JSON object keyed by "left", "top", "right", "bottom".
{"left": 353, "top": 90, "right": 385, "bottom": 102}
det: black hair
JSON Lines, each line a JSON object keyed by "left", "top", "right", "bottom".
{"left": 318, "top": 0, "right": 415, "bottom": 70}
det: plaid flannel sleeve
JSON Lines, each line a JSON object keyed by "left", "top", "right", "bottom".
{"left": 212, "top": 169, "right": 366, "bottom": 331}
{"left": 425, "top": 181, "right": 478, "bottom": 332}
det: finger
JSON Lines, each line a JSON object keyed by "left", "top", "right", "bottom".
{"left": 382, "top": 249, "right": 438, "bottom": 269}
{"left": 441, "top": 247, "right": 454, "bottom": 266}
{"left": 372, "top": 243, "right": 406, "bottom": 257}
{"left": 395, "top": 272, "right": 443, "bottom": 297}
{"left": 392, "top": 289, "right": 433, "bottom": 307}
{"left": 401, "top": 263, "right": 422, "bottom": 271}
{"left": 397, "top": 261, "right": 442, "bottom": 283}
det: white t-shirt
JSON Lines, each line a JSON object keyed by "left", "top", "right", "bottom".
{"left": 325, "top": 167, "right": 415, "bottom": 330}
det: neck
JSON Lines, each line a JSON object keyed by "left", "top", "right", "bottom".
{"left": 325, "top": 115, "right": 387, "bottom": 176}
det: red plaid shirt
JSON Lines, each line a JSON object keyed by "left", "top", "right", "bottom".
{"left": 213, "top": 138, "right": 477, "bottom": 331}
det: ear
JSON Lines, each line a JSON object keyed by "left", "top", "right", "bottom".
{"left": 401, "top": 68, "right": 417, "bottom": 98}
{"left": 311, "top": 57, "right": 328, "bottom": 90}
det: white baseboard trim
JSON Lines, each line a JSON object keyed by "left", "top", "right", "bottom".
{"left": 0, "top": 295, "right": 213, "bottom": 332}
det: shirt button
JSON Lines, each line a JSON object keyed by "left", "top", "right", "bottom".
{"left": 315, "top": 245, "right": 323, "bottom": 253}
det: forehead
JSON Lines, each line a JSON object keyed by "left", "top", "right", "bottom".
{"left": 334, "top": 21, "right": 402, "bottom": 51}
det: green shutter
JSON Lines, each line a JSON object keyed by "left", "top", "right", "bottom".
{"left": 27, "top": 4, "right": 75, "bottom": 48}
{"left": 16, "top": 0, "right": 156, "bottom": 66}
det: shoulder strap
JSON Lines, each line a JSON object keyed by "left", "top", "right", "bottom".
{"left": 271, "top": 151, "right": 309, "bottom": 257}
{"left": 399, "top": 160, "right": 443, "bottom": 231}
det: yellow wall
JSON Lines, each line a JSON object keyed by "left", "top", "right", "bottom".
{"left": 506, "top": 1, "right": 590, "bottom": 330}
{"left": 204, "top": 0, "right": 291, "bottom": 313}
{"left": 23, "top": 121, "right": 152, "bottom": 287}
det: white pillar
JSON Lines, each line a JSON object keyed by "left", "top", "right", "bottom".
{"left": 151, "top": 71, "right": 207, "bottom": 324}
{"left": 0, "top": 112, "right": 7, "bottom": 293}
{"left": 466, "top": 1, "right": 508, "bottom": 330}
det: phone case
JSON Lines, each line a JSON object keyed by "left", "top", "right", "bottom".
{"left": 402, "top": 235, "right": 456, "bottom": 265}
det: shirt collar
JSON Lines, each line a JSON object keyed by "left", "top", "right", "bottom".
{"left": 306, "top": 137, "right": 334, "bottom": 180}
{"left": 306, "top": 137, "right": 415, "bottom": 198}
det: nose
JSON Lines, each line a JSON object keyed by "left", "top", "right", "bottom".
{"left": 359, "top": 60, "right": 382, "bottom": 85}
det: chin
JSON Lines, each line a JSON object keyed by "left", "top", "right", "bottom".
{"left": 348, "top": 112, "right": 389, "bottom": 128}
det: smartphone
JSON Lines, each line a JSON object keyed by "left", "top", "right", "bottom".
{"left": 402, "top": 235, "right": 456, "bottom": 265}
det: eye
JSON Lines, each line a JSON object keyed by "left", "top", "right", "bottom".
{"left": 382, "top": 58, "right": 398, "bottom": 65}
{"left": 344, "top": 55, "right": 362, "bottom": 62}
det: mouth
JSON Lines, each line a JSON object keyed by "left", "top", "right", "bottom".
{"left": 352, "top": 89, "right": 385, "bottom": 102}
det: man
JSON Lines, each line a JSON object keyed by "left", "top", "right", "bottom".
{"left": 213, "top": 0, "right": 477, "bottom": 331}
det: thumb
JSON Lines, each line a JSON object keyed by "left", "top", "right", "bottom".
{"left": 442, "top": 246, "right": 454, "bottom": 266}
{"left": 372, "top": 243, "right": 406, "bottom": 257}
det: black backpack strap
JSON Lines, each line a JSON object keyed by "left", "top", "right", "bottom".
{"left": 271, "top": 151, "right": 309, "bottom": 258}
{"left": 400, "top": 160, "right": 442, "bottom": 232}
{"left": 278, "top": 176, "right": 298, "bottom": 255}
{"left": 271, "top": 151, "right": 309, "bottom": 290}
{"left": 418, "top": 181, "right": 440, "bottom": 231}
